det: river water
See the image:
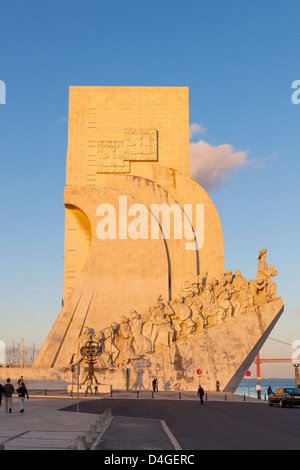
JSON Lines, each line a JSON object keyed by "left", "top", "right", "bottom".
{"left": 235, "top": 378, "right": 296, "bottom": 399}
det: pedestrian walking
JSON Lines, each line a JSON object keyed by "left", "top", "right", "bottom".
{"left": 3, "top": 378, "right": 14, "bottom": 413}
{"left": 0, "top": 382, "right": 4, "bottom": 407}
{"left": 197, "top": 384, "right": 204, "bottom": 404}
{"left": 16, "top": 382, "right": 29, "bottom": 413}
{"left": 256, "top": 382, "right": 262, "bottom": 399}
{"left": 152, "top": 378, "right": 157, "bottom": 392}
{"left": 85, "top": 376, "right": 93, "bottom": 396}
{"left": 17, "top": 375, "right": 24, "bottom": 386}
{"left": 216, "top": 380, "right": 220, "bottom": 392}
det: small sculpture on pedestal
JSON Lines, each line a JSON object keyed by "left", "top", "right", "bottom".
{"left": 80, "top": 335, "right": 102, "bottom": 389}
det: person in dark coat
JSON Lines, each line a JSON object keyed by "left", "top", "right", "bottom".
{"left": 197, "top": 385, "right": 204, "bottom": 404}
{"left": 3, "top": 378, "right": 14, "bottom": 413}
{"left": 16, "top": 383, "right": 29, "bottom": 413}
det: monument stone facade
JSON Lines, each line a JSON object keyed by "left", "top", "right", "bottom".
{"left": 32, "top": 87, "right": 284, "bottom": 392}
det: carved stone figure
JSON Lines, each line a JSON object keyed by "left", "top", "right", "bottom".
{"left": 248, "top": 277, "right": 268, "bottom": 307}
{"left": 190, "top": 294, "right": 206, "bottom": 332}
{"left": 128, "top": 310, "right": 152, "bottom": 358}
{"left": 201, "top": 283, "right": 225, "bottom": 327}
{"left": 257, "top": 248, "right": 278, "bottom": 301}
{"left": 181, "top": 276, "right": 203, "bottom": 296}
{"left": 100, "top": 322, "right": 120, "bottom": 367}
{"left": 232, "top": 269, "right": 254, "bottom": 314}
{"left": 210, "top": 278, "right": 219, "bottom": 292}
{"left": 222, "top": 273, "right": 243, "bottom": 317}
{"left": 170, "top": 295, "right": 196, "bottom": 339}
{"left": 70, "top": 250, "right": 279, "bottom": 370}
{"left": 224, "top": 270, "right": 235, "bottom": 294}
{"left": 215, "top": 278, "right": 234, "bottom": 319}
{"left": 115, "top": 316, "right": 132, "bottom": 366}
{"left": 232, "top": 269, "right": 248, "bottom": 292}
{"left": 150, "top": 307, "right": 175, "bottom": 351}
{"left": 180, "top": 288, "right": 204, "bottom": 332}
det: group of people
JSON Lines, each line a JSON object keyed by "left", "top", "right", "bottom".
{"left": 256, "top": 382, "right": 273, "bottom": 399}
{"left": 0, "top": 376, "right": 29, "bottom": 413}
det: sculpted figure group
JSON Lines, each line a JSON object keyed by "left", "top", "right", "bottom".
{"left": 72, "top": 248, "right": 278, "bottom": 369}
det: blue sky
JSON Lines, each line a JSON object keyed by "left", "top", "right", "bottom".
{"left": 0, "top": 0, "right": 299, "bottom": 368}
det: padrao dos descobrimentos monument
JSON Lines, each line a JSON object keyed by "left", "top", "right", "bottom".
{"left": 31, "top": 86, "right": 284, "bottom": 392}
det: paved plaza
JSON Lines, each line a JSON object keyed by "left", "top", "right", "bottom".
{"left": 0, "top": 391, "right": 299, "bottom": 451}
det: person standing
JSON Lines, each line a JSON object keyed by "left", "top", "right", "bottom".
{"left": 152, "top": 378, "right": 157, "bottom": 392}
{"left": 85, "top": 376, "right": 93, "bottom": 396}
{"left": 17, "top": 376, "right": 24, "bottom": 386}
{"left": 197, "top": 384, "right": 204, "bottom": 404}
{"left": 16, "top": 382, "right": 29, "bottom": 413}
{"left": 256, "top": 382, "right": 262, "bottom": 399}
{"left": 3, "top": 378, "right": 14, "bottom": 413}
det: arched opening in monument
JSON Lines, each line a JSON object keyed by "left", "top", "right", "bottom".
{"left": 63, "top": 204, "right": 92, "bottom": 301}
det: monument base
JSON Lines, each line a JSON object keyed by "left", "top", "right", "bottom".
{"left": 124, "top": 298, "right": 284, "bottom": 393}
{"left": 67, "top": 384, "right": 111, "bottom": 394}
{"left": 0, "top": 367, "right": 71, "bottom": 390}
{"left": 0, "top": 299, "right": 283, "bottom": 393}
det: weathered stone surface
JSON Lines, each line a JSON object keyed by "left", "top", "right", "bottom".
{"left": 32, "top": 87, "right": 284, "bottom": 392}
{"left": 129, "top": 298, "right": 284, "bottom": 392}
{"left": 34, "top": 86, "right": 224, "bottom": 370}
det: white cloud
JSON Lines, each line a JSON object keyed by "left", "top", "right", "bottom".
{"left": 244, "top": 152, "right": 277, "bottom": 170}
{"left": 189, "top": 123, "right": 207, "bottom": 140}
{"left": 189, "top": 123, "right": 276, "bottom": 190}
{"left": 190, "top": 139, "right": 248, "bottom": 190}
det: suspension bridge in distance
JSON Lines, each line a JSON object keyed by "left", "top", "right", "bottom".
{"left": 253, "top": 337, "right": 297, "bottom": 379}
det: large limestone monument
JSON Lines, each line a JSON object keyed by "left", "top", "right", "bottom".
{"left": 33, "top": 86, "right": 284, "bottom": 392}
